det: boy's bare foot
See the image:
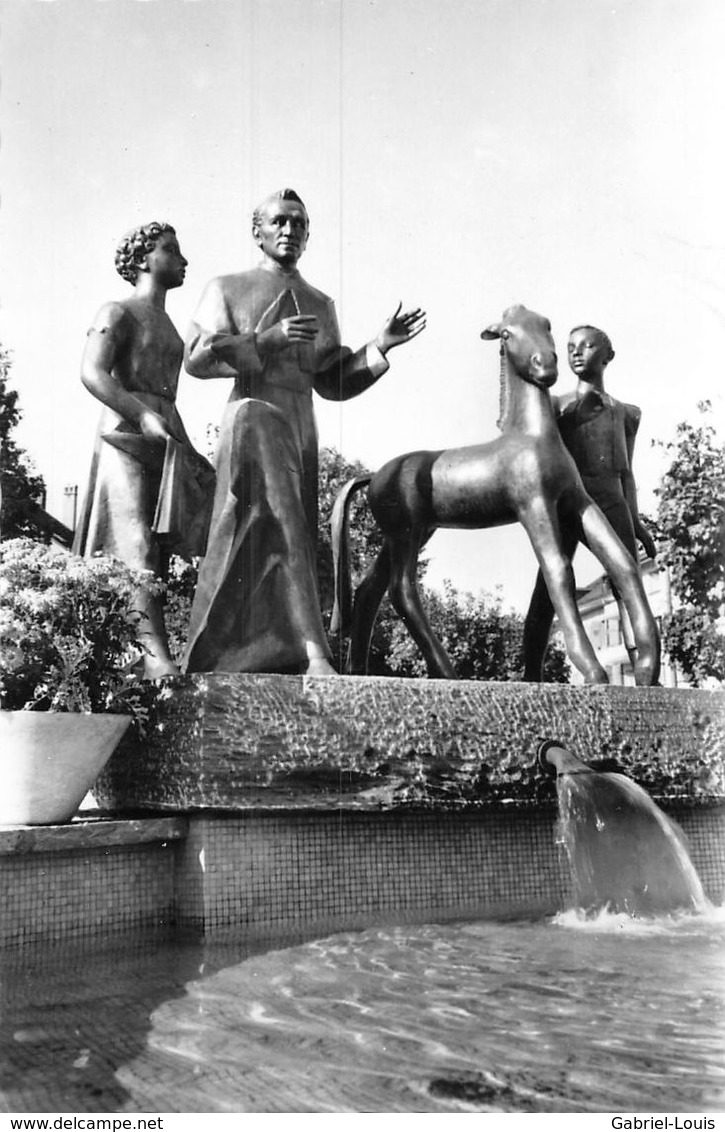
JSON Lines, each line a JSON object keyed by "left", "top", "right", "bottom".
{"left": 303, "top": 656, "right": 338, "bottom": 676}
{"left": 144, "top": 656, "right": 180, "bottom": 680}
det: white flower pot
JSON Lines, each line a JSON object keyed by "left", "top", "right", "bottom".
{"left": 0, "top": 711, "right": 131, "bottom": 825}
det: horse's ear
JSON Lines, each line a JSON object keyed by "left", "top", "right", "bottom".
{"left": 481, "top": 323, "right": 501, "bottom": 340}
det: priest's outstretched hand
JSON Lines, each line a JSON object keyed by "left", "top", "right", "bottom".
{"left": 375, "top": 302, "right": 426, "bottom": 355}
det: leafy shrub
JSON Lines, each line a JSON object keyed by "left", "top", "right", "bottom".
{"left": 0, "top": 538, "right": 160, "bottom": 724}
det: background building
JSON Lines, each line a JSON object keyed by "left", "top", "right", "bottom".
{"left": 563, "top": 559, "right": 688, "bottom": 688}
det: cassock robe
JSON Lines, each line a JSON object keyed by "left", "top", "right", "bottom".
{"left": 183, "top": 261, "right": 388, "bottom": 673}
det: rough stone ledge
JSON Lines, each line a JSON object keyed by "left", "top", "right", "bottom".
{"left": 93, "top": 674, "right": 725, "bottom": 814}
{"left": 0, "top": 816, "right": 189, "bottom": 855}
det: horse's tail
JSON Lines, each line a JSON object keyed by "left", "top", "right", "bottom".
{"left": 330, "top": 474, "right": 372, "bottom": 635}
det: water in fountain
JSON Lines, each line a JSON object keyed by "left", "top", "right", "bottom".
{"left": 538, "top": 740, "right": 710, "bottom": 918}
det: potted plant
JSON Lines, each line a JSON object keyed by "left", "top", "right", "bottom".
{"left": 0, "top": 537, "right": 162, "bottom": 824}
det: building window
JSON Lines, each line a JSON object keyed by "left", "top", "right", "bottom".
{"left": 605, "top": 617, "right": 621, "bottom": 647}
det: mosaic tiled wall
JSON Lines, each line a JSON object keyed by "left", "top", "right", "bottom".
{"left": 2, "top": 804, "right": 723, "bottom": 949}
{"left": 675, "top": 806, "right": 725, "bottom": 906}
{"left": 0, "top": 843, "right": 174, "bottom": 947}
{"left": 0, "top": 819, "right": 185, "bottom": 948}
{"left": 174, "top": 805, "right": 725, "bottom": 939}
{"left": 173, "top": 809, "right": 573, "bottom": 937}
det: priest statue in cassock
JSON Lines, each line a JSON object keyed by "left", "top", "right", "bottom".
{"left": 183, "top": 188, "right": 425, "bottom": 675}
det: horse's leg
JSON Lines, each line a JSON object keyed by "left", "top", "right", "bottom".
{"left": 523, "top": 524, "right": 579, "bottom": 681}
{"left": 519, "top": 500, "right": 608, "bottom": 684}
{"left": 388, "top": 531, "right": 457, "bottom": 679}
{"left": 578, "top": 499, "right": 660, "bottom": 686}
{"left": 523, "top": 569, "right": 553, "bottom": 681}
{"left": 349, "top": 542, "right": 392, "bottom": 675}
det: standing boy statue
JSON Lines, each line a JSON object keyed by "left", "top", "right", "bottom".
{"left": 523, "top": 324, "right": 656, "bottom": 680}
{"left": 183, "top": 188, "right": 425, "bottom": 675}
{"left": 74, "top": 222, "right": 214, "bottom": 678}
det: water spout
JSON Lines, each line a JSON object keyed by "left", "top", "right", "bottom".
{"left": 537, "top": 739, "right": 589, "bottom": 777}
{"left": 537, "top": 739, "right": 710, "bottom": 918}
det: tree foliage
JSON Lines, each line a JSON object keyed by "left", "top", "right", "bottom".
{"left": 0, "top": 347, "right": 46, "bottom": 539}
{"left": 163, "top": 555, "right": 199, "bottom": 665}
{"left": 653, "top": 401, "right": 725, "bottom": 685}
{"left": 384, "top": 578, "right": 569, "bottom": 682}
{"left": 317, "top": 445, "right": 397, "bottom": 672}
{"left": 316, "top": 445, "right": 384, "bottom": 616}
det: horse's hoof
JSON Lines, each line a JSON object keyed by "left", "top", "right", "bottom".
{"left": 582, "top": 668, "right": 609, "bottom": 685}
{"left": 144, "top": 659, "right": 180, "bottom": 680}
{"left": 634, "top": 666, "right": 659, "bottom": 687}
{"left": 304, "top": 658, "right": 339, "bottom": 677}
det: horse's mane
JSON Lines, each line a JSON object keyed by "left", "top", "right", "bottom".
{"left": 496, "top": 344, "right": 509, "bottom": 432}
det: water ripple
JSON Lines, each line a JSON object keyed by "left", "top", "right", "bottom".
{"left": 112, "top": 915, "right": 725, "bottom": 1112}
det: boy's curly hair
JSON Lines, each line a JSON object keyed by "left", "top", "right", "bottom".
{"left": 115, "top": 222, "right": 175, "bottom": 285}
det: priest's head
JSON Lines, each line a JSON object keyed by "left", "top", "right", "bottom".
{"left": 252, "top": 189, "right": 309, "bottom": 269}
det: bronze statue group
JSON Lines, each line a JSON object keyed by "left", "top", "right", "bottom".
{"left": 73, "top": 189, "right": 660, "bottom": 685}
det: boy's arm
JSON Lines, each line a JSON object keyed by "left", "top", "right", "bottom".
{"left": 622, "top": 404, "right": 656, "bottom": 558}
{"left": 81, "top": 303, "right": 174, "bottom": 443}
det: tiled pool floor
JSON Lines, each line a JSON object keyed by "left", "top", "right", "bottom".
{"left": 0, "top": 935, "right": 278, "bottom": 1113}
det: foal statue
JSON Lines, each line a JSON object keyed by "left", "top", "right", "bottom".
{"left": 331, "top": 304, "right": 660, "bottom": 685}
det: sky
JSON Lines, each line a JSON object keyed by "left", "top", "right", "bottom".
{"left": 1, "top": 0, "right": 724, "bottom": 613}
